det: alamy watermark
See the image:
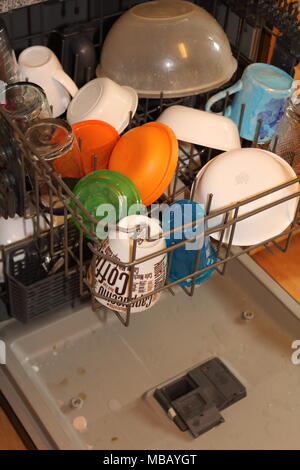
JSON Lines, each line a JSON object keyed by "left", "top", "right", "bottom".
{"left": 291, "top": 340, "right": 300, "bottom": 365}
{"left": 0, "top": 340, "right": 6, "bottom": 365}
{"left": 95, "top": 201, "right": 205, "bottom": 250}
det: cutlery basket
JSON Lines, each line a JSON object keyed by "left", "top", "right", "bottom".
{"left": 3, "top": 225, "right": 91, "bottom": 323}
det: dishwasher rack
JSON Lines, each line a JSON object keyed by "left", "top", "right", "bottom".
{"left": 0, "top": 0, "right": 300, "bottom": 326}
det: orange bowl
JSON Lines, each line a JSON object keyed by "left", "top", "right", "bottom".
{"left": 108, "top": 122, "right": 178, "bottom": 205}
{"left": 72, "top": 120, "right": 119, "bottom": 175}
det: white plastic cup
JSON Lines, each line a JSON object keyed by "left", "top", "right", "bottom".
{"left": 94, "top": 215, "right": 167, "bottom": 313}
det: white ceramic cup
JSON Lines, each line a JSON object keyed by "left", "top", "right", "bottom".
{"left": 18, "top": 46, "right": 78, "bottom": 118}
{"left": 94, "top": 215, "right": 167, "bottom": 313}
{"left": 67, "top": 77, "right": 138, "bottom": 133}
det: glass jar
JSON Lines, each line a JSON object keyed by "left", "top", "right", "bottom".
{"left": 25, "top": 118, "right": 84, "bottom": 179}
{"left": 0, "top": 19, "right": 20, "bottom": 85}
{"left": 0, "top": 81, "right": 52, "bottom": 131}
{"left": 271, "top": 95, "right": 300, "bottom": 175}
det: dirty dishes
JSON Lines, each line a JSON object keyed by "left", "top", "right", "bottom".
{"left": 157, "top": 105, "right": 241, "bottom": 151}
{"left": 70, "top": 169, "right": 142, "bottom": 239}
{"left": 109, "top": 122, "right": 178, "bottom": 206}
{"left": 67, "top": 77, "right": 138, "bottom": 133}
{"left": 72, "top": 120, "right": 119, "bottom": 175}
{"left": 193, "top": 148, "right": 299, "bottom": 246}
{"left": 97, "top": 0, "right": 237, "bottom": 98}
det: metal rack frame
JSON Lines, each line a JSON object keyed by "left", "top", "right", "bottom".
{"left": 1, "top": 99, "right": 299, "bottom": 326}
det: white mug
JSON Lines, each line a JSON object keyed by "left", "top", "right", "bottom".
{"left": 67, "top": 77, "right": 138, "bottom": 133}
{"left": 94, "top": 215, "right": 167, "bottom": 313}
{"left": 18, "top": 46, "right": 78, "bottom": 118}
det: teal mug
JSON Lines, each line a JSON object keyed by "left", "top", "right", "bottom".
{"left": 205, "top": 63, "right": 294, "bottom": 143}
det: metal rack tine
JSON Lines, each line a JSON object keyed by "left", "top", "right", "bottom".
{"left": 216, "top": 210, "right": 230, "bottom": 260}
{"left": 125, "top": 235, "right": 138, "bottom": 327}
{"left": 272, "top": 135, "right": 278, "bottom": 153}
{"left": 252, "top": 119, "right": 262, "bottom": 147}
{"left": 206, "top": 193, "right": 214, "bottom": 216}
{"left": 238, "top": 104, "right": 246, "bottom": 134}
{"left": 223, "top": 91, "right": 230, "bottom": 116}
{"left": 218, "top": 206, "right": 239, "bottom": 276}
{"left": 74, "top": 53, "right": 79, "bottom": 84}
{"left": 93, "top": 155, "right": 98, "bottom": 172}
{"left": 128, "top": 110, "right": 133, "bottom": 128}
{"left": 159, "top": 91, "right": 164, "bottom": 114}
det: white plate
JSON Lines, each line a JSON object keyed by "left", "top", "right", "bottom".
{"left": 193, "top": 148, "right": 299, "bottom": 246}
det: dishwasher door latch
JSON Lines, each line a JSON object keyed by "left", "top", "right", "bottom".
{"left": 154, "top": 357, "right": 247, "bottom": 438}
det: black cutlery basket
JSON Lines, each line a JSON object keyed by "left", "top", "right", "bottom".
{"left": 4, "top": 225, "right": 90, "bottom": 323}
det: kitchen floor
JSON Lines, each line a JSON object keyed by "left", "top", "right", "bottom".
{"left": 0, "top": 406, "right": 26, "bottom": 450}
{"left": 1, "top": 231, "right": 299, "bottom": 450}
{"left": 251, "top": 231, "right": 300, "bottom": 303}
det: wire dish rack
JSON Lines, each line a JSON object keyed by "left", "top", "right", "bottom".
{"left": 0, "top": 0, "right": 300, "bottom": 326}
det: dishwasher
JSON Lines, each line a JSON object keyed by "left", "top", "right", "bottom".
{"left": 0, "top": 0, "right": 300, "bottom": 450}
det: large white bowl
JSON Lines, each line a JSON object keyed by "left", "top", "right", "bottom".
{"left": 193, "top": 148, "right": 299, "bottom": 246}
{"left": 67, "top": 77, "right": 138, "bottom": 133}
{"left": 96, "top": 0, "right": 237, "bottom": 98}
{"left": 157, "top": 105, "right": 241, "bottom": 151}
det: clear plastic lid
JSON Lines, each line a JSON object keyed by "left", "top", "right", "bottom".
{"left": 97, "top": 0, "right": 237, "bottom": 98}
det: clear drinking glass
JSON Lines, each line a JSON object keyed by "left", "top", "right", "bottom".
{"left": 0, "top": 18, "right": 20, "bottom": 86}
{"left": 25, "top": 118, "right": 84, "bottom": 179}
{"left": 271, "top": 95, "right": 300, "bottom": 175}
{"left": 0, "top": 82, "right": 52, "bottom": 131}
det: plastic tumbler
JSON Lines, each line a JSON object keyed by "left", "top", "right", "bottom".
{"left": 162, "top": 199, "right": 216, "bottom": 286}
{"left": 72, "top": 120, "right": 119, "bottom": 175}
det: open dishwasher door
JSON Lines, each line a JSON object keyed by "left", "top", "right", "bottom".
{"left": 0, "top": 254, "right": 300, "bottom": 450}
